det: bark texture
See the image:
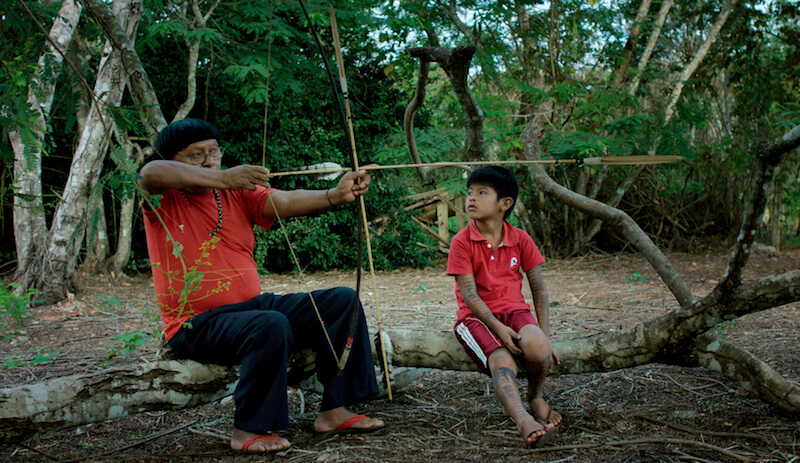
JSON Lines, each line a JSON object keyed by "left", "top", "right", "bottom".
{"left": 10, "top": 0, "right": 82, "bottom": 290}
{"left": 407, "top": 46, "right": 484, "bottom": 162}
{"left": 39, "top": 0, "right": 143, "bottom": 302}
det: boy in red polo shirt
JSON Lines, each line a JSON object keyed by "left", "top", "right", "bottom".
{"left": 447, "top": 166, "right": 561, "bottom": 447}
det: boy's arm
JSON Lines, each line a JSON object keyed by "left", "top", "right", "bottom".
{"left": 455, "top": 273, "right": 522, "bottom": 355}
{"left": 525, "top": 267, "right": 549, "bottom": 336}
{"left": 526, "top": 266, "right": 559, "bottom": 364}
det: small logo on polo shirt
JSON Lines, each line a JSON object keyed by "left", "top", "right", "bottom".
{"left": 510, "top": 257, "right": 518, "bottom": 267}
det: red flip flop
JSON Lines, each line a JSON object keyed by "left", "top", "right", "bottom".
{"left": 232, "top": 433, "right": 290, "bottom": 453}
{"left": 320, "top": 414, "right": 387, "bottom": 435}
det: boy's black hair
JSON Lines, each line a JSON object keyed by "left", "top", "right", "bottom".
{"left": 467, "top": 166, "right": 519, "bottom": 220}
{"left": 149, "top": 118, "right": 220, "bottom": 162}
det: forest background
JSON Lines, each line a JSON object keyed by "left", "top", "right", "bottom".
{"left": 1, "top": 1, "right": 800, "bottom": 460}
{"left": 1, "top": 0, "right": 799, "bottom": 315}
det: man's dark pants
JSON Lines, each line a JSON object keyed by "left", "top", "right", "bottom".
{"left": 169, "top": 287, "right": 379, "bottom": 432}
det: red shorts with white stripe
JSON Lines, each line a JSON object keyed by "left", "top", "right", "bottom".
{"left": 454, "top": 308, "right": 538, "bottom": 374}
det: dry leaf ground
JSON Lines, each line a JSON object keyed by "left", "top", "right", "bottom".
{"left": 2, "top": 248, "right": 799, "bottom": 462}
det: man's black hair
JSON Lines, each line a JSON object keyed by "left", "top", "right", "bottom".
{"left": 467, "top": 165, "right": 519, "bottom": 220}
{"left": 150, "top": 118, "right": 220, "bottom": 162}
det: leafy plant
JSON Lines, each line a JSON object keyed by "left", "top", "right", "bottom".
{"left": 0, "top": 283, "right": 43, "bottom": 334}
{"left": 2, "top": 359, "right": 21, "bottom": 369}
{"left": 106, "top": 331, "right": 153, "bottom": 359}
{"left": 622, "top": 272, "right": 647, "bottom": 283}
{"left": 31, "top": 350, "right": 59, "bottom": 365}
{"left": 98, "top": 294, "right": 122, "bottom": 309}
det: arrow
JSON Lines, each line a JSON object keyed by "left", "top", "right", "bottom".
{"left": 270, "top": 155, "right": 686, "bottom": 179}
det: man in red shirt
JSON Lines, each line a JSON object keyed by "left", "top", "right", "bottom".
{"left": 447, "top": 166, "right": 561, "bottom": 448}
{"left": 140, "top": 119, "right": 384, "bottom": 453}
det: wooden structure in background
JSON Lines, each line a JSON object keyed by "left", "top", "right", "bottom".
{"left": 404, "top": 189, "right": 468, "bottom": 252}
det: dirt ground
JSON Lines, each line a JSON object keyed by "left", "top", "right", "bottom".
{"left": 1, "top": 247, "right": 799, "bottom": 462}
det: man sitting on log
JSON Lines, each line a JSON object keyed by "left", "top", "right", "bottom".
{"left": 139, "top": 118, "right": 385, "bottom": 453}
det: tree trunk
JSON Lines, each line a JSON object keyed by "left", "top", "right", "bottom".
{"left": 10, "top": 0, "right": 82, "bottom": 291}
{"left": 613, "top": 0, "right": 654, "bottom": 87}
{"left": 107, "top": 131, "right": 143, "bottom": 275}
{"left": 81, "top": 191, "right": 110, "bottom": 273}
{"left": 38, "top": 0, "right": 144, "bottom": 303}
{"left": 404, "top": 60, "right": 431, "bottom": 183}
{"left": 172, "top": 0, "right": 221, "bottom": 122}
{"left": 78, "top": 0, "right": 168, "bottom": 137}
{"left": 407, "top": 46, "right": 484, "bottom": 162}
{"left": 3, "top": 312, "right": 800, "bottom": 444}
{"left": 662, "top": 0, "right": 740, "bottom": 125}
{"left": 585, "top": 0, "right": 739, "bottom": 245}
{"left": 629, "top": 0, "right": 674, "bottom": 96}
{"left": 0, "top": 360, "right": 239, "bottom": 443}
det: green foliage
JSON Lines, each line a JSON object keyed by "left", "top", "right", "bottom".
{"left": 31, "top": 350, "right": 59, "bottom": 365}
{"left": 98, "top": 294, "right": 122, "bottom": 310}
{"left": 5, "top": 0, "right": 800, "bottom": 278}
{"left": 106, "top": 331, "right": 153, "bottom": 359}
{"left": 0, "top": 283, "right": 42, "bottom": 334}
{"left": 255, "top": 178, "right": 436, "bottom": 273}
{"left": 622, "top": 272, "right": 647, "bottom": 283}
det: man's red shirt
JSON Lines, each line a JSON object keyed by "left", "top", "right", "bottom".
{"left": 143, "top": 186, "right": 275, "bottom": 340}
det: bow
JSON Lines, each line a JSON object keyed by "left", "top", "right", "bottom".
{"left": 297, "top": 0, "right": 392, "bottom": 397}
{"left": 328, "top": 4, "right": 393, "bottom": 399}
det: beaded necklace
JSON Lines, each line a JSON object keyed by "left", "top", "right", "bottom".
{"left": 179, "top": 188, "right": 223, "bottom": 237}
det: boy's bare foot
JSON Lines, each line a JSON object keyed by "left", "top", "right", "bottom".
{"left": 230, "top": 428, "right": 291, "bottom": 453}
{"left": 529, "top": 396, "right": 562, "bottom": 429}
{"left": 314, "top": 407, "right": 386, "bottom": 434}
{"left": 518, "top": 414, "right": 547, "bottom": 447}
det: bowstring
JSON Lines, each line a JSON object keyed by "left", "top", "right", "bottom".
{"left": 297, "top": 0, "right": 365, "bottom": 377}
{"left": 328, "top": 4, "right": 393, "bottom": 399}
{"left": 267, "top": 195, "right": 341, "bottom": 365}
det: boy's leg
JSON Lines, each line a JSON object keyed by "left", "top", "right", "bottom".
{"left": 487, "top": 348, "right": 546, "bottom": 446}
{"left": 517, "top": 324, "right": 562, "bottom": 428}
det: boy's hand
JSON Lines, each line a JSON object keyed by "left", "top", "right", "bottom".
{"left": 551, "top": 348, "right": 560, "bottom": 366}
{"left": 496, "top": 324, "right": 522, "bottom": 355}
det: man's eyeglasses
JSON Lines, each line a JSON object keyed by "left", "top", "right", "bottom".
{"left": 178, "top": 147, "right": 224, "bottom": 164}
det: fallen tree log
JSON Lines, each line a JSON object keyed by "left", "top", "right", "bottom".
{"left": 3, "top": 321, "right": 799, "bottom": 443}
{"left": 0, "top": 360, "right": 239, "bottom": 443}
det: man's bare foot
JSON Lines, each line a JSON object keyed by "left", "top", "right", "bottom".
{"left": 529, "top": 396, "right": 562, "bottom": 429}
{"left": 518, "top": 414, "right": 547, "bottom": 447}
{"left": 314, "top": 407, "right": 385, "bottom": 434}
{"left": 230, "top": 428, "right": 290, "bottom": 453}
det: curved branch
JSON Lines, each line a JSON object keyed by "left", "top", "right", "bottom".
{"left": 407, "top": 46, "right": 485, "bottom": 161}
{"left": 78, "top": 0, "right": 167, "bottom": 135}
{"left": 521, "top": 118, "right": 695, "bottom": 307}
{"left": 693, "top": 333, "right": 800, "bottom": 414}
{"left": 717, "top": 123, "right": 800, "bottom": 298}
{"left": 404, "top": 60, "right": 431, "bottom": 183}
